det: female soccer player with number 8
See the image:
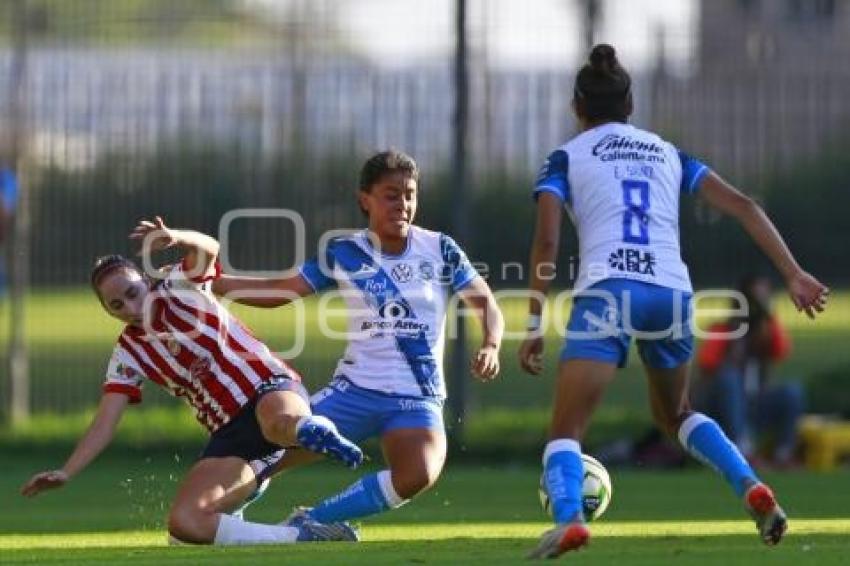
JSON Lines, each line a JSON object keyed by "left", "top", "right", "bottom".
{"left": 520, "top": 45, "right": 829, "bottom": 559}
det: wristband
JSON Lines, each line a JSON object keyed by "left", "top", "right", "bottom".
{"left": 526, "top": 313, "right": 542, "bottom": 331}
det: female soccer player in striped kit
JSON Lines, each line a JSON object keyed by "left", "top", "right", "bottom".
{"left": 21, "top": 217, "right": 363, "bottom": 546}
{"left": 519, "top": 45, "right": 829, "bottom": 558}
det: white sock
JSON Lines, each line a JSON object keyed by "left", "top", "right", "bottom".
{"left": 377, "top": 469, "right": 409, "bottom": 509}
{"left": 542, "top": 438, "right": 581, "bottom": 466}
{"left": 213, "top": 513, "right": 300, "bottom": 545}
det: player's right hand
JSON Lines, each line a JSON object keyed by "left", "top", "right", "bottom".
{"left": 518, "top": 334, "right": 544, "bottom": 375}
{"left": 129, "top": 216, "right": 178, "bottom": 255}
{"left": 471, "top": 344, "right": 500, "bottom": 381}
{"left": 20, "top": 470, "right": 69, "bottom": 497}
{"left": 787, "top": 270, "right": 829, "bottom": 320}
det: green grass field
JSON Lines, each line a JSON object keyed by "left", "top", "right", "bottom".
{"left": 1, "top": 290, "right": 849, "bottom": 563}
{"left": 1, "top": 452, "right": 848, "bottom": 565}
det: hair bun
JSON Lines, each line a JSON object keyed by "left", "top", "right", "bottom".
{"left": 589, "top": 44, "right": 618, "bottom": 73}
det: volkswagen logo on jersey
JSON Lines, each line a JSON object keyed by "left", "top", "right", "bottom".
{"left": 378, "top": 300, "right": 412, "bottom": 319}
{"left": 391, "top": 263, "right": 414, "bottom": 283}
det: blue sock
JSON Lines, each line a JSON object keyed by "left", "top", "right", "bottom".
{"left": 543, "top": 439, "right": 584, "bottom": 524}
{"left": 679, "top": 413, "right": 758, "bottom": 497}
{"left": 309, "top": 470, "right": 406, "bottom": 523}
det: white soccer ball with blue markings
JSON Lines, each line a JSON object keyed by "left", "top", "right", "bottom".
{"left": 538, "top": 453, "right": 612, "bottom": 522}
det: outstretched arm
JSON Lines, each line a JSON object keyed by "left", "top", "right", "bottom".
{"left": 698, "top": 172, "right": 829, "bottom": 318}
{"left": 129, "top": 216, "right": 220, "bottom": 281}
{"left": 458, "top": 276, "right": 504, "bottom": 380}
{"left": 519, "top": 192, "right": 564, "bottom": 374}
{"left": 212, "top": 273, "right": 316, "bottom": 308}
{"left": 20, "top": 393, "right": 129, "bottom": 497}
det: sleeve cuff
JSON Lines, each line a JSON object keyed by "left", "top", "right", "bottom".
{"left": 532, "top": 185, "right": 567, "bottom": 202}
{"left": 103, "top": 383, "right": 142, "bottom": 404}
{"left": 686, "top": 166, "right": 710, "bottom": 194}
{"left": 454, "top": 273, "right": 478, "bottom": 292}
{"left": 181, "top": 257, "right": 222, "bottom": 284}
{"left": 298, "top": 265, "right": 320, "bottom": 292}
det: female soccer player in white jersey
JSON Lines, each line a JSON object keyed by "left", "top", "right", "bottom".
{"left": 20, "top": 217, "right": 364, "bottom": 546}
{"left": 214, "top": 150, "right": 504, "bottom": 527}
{"left": 519, "top": 45, "right": 829, "bottom": 558}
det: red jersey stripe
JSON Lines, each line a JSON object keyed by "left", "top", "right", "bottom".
{"left": 168, "top": 293, "right": 282, "bottom": 381}
{"left": 130, "top": 333, "right": 225, "bottom": 431}
{"left": 159, "top": 298, "right": 257, "bottom": 401}
{"left": 155, "top": 318, "right": 242, "bottom": 419}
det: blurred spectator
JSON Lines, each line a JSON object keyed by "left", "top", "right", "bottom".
{"left": 694, "top": 275, "right": 804, "bottom": 466}
{"left": 0, "top": 163, "right": 17, "bottom": 298}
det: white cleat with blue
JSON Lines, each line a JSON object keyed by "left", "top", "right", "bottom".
{"left": 296, "top": 415, "right": 364, "bottom": 469}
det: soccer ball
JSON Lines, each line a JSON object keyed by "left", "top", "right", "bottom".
{"left": 538, "top": 453, "right": 612, "bottom": 521}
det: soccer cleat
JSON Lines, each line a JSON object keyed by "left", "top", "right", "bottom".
{"left": 284, "top": 506, "right": 361, "bottom": 543}
{"left": 283, "top": 506, "right": 313, "bottom": 529}
{"left": 745, "top": 483, "right": 788, "bottom": 546}
{"left": 296, "top": 416, "right": 364, "bottom": 469}
{"left": 292, "top": 514, "right": 360, "bottom": 543}
{"left": 527, "top": 522, "right": 590, "bottom": 559}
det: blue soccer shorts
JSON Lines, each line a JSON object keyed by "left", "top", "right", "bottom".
{"left": 561, "top": 278, "right": 694, "bottom": 369}
{"left": 310, "top": 376, "right": 445, "bottom": 443}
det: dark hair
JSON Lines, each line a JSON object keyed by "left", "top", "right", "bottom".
{"left": 359, "top": 150, "right": 419, "bottom": 192}
{"left": 357, "top": 150, "right": 420, "bottom": 216}
{"left": 573, "top": 44, "right": 632, "bottom": 123}
{"left": 90, "top": 254, "right": 142, "bottom": 297}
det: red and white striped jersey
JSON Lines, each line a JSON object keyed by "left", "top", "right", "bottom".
{"left": 102, "top": 261, "right": 299, "bottom": 433}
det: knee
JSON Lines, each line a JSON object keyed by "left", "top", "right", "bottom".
{"left": 258, "top": 412, "right": 301, "bottom": 445}
{"left": 258, "top": 415, "right": 287, "bottom": 439}
{"left": 256, "top": 392, "right": 310, "bottom": 442}
{"left": 167, "top": 502, "right": 219, "bottom": 544}
{"left": 391, "top": 463, "right": 443, "bottom": 499}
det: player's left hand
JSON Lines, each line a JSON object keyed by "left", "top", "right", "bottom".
{"left": 20, "top": 469, "right": 69, "bottom": 498}
{"left": 471, "top": 344, "right": 500, "bottom": 381}
{"left": 130, "top": 216, "right": 178, "bottom": 255}
{"left": 787, "top": 270, "right": 829, "bottom": 320}
{"left": 518, "top": 334, "right": 544, "bottom": 375}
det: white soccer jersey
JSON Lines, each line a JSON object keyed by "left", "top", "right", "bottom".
{"left": 299, "top": 226, "right": 478, "bottom": 399}
{"left": 103, "top": 260, "right": 298, "bottom": 432}
{"left": 533, "top": 122, "right": 710, "bottom": 293}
